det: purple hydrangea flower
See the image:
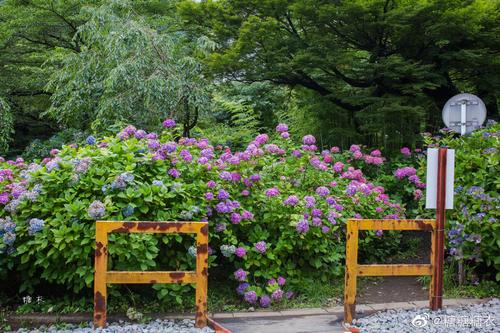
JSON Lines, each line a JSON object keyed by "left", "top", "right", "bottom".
{"left": 304, "top": 196, "right": 316, "bottom": 208}
{"left": 244, "top": 291, "right": 257, "bottom": 303}
{"left": 215, "top": 223, "right": 226, "bottom": 232}
{"left": 302, "top": 135, "right": 316, "bottom": 145}
{"left": 283, "top": 195, "right": 299, "bottom": 206}
{"left": 231, "top": 212, "right": 241, "bottom": 224}
{"left": 311, "top": 208, "right": 322, "bottom": 217}
{"left": 265, "top": 188, "right": 280, "bottom": 197}
{"left": 312, "top": 217, "right": 322, "bottom": 226}
{"left": 207, "top": 180, "right": 216, "bottom": 188}
{"left": 162, "top": 118, "right": 176, "bottom": 128}
{"left": 235, "top": 247, "right": 247, "bottom": 257}
{"left": 281, "top": 132, "right": 290, "bottom": 139}
{"left": 322, "top": 226, "right": 330, "bottom": 233}
{"left": 219, "top": 171, "right": 232, "bottom": 181}
{"left": 315, "top": 186, "right": 330, "bottom": 197}
{"left": 168, "top": 168, "right": 180, "bottom": 178}
{"left": 376, "top": 230, "right": 383, "bottom": 237}
{"left": 236, "top": 283, "right": 250, "bottom": 295}
{"left": 259, "top": 295, "right": 271, "bottom": 308}
{"left": 333, "top": 162, "right": 344, "bottom": 173}
{"left": 255, "top": 241, "right": 267, "bottom": 254}
{"left": 88, "top": 200, "right": 106, "bottom": 219}
{"left": 234, "top": 268, "right": 248, "bottom": 281}
{"left": 400, "top": 147, "right": 411, "bottom": 156}
{"left": 277, "top": 276, "right": 286, "bottom": 286}
{"left": 272, "top": 289, "right": 284, "bottom": 300}
{"left": 218, "top": 189, "right": 230, "bottom": 201}
{"left": 164, "top": 142, "right": 177, "bottom": 153}
{"left": 254, "top": 134, "right": 269, "bottom": 146}
{"left": 250, "top": 174, "right": 261, "bottom": 182}
{"left": 205, "top": 192, "right": 214, "bottom": 201}
{"left": 296, "top": 219, "right": 309, "bottom": 233}
{"left": 242, "top": 210, "right": 253, "bottom": 220}
{"left": 148, "top": 139, "right": 161, "bottom": 150}
{"left": 134, "top": 130, "right": 147, "bottom": 139}
{"left": 0, "top": 192, "right": 10, "bottom": 205}
{"left": 276, "top": 123, "right": 289, "bottom": 133}
{"left": 325, "top": 197, "right": 335, "bottom": 205}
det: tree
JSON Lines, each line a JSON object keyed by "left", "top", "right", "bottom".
{"left": 0, "top": 0, "right": 97, "bottom": 155}
{"left": 179, "top": 0, "right": 500, "bottom": 148}
{"left": 45, "top": 1, "right": 212, "bottom": 137}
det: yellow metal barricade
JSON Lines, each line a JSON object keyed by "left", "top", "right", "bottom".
{"left": 93, "top": 221, "right": 208, "bottom": 328}
{"left": 344, "top": 219, "right": 437, "bottom": 323}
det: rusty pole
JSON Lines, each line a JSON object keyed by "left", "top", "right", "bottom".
{"left": 431, "top": 147, "right": 447, "bottom": 310}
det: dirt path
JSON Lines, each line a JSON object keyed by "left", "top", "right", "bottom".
{"left": 357, "top": 231, "right": 431, "bottom": 304}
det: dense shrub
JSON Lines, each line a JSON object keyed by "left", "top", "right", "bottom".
{"left": 0, "top": 121, "right": 409, "bottom": 306}
{"left": 421, "top": 123, "right": 500, "bottom": 281}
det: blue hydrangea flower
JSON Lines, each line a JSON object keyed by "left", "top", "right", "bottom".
{"left": 86, "top": 135, "right": 96, "bottom": 145}
{"left": 122, "top": 205, "right": 134, "bottom": 217}
{"left": 28, "top": 218, "right": 45, "bottom": 235}
{"left": 88, "top": 200, "right": 106, "bottom": 219}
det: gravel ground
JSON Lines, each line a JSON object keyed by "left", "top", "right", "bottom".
{"left": 9, "top": 319, "right": 215, "bottom": 333}
{"left": 353, "top": 298, "right": 500, "bottom": 333}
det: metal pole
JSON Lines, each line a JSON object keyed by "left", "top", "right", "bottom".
{"left": 431, "top": 147, "right": 447, "bottom": 310}
{"left": 460, "top": 102, "right": 467, "bottom": 136}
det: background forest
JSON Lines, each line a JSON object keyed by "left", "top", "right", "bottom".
{"left": 1, "top": 0, "right": 499, "bottom": 158}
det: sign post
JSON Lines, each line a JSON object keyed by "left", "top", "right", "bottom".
{"left": 426, "top": 147, "right": 454, "bottom": 310}
{"left": 426, "top": 92, "right": 486, "bottom": 310}
{"left": 431, "top": 147, "right": 447, "bottom": 310}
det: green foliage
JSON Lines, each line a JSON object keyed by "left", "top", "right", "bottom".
{"left": 45, "top": 1, "right": 212, "bottom": 136}
{"left": 422, "top": 123, "right": 500, "bottom": 280}
{"left": 22, "top": 129, "right": 85, "bottom": 161}
{"left": 0, "top": 122, "right": 404, "bottom": 305}
{"left": 0, "top": 97, "right": 13, "bottom": 154}
{"left": 180, "top": 0, "right": 500, "bottom": 148}
{"left": 0, "top": 0, "right": 95, "bottom": 155}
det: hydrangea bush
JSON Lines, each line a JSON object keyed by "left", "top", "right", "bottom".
{"left": 421, "top": 123, "right": 500, "bottom": 281}
{"left": 1, "top": 121, "right": 409, "bottom": 307}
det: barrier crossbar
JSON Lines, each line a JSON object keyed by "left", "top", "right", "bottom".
{"left": 93, "top": 221, "right": 209, "bottom": 328}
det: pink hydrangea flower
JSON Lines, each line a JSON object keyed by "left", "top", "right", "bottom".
{"left": 400, "top": 147, "right": 411, "bottom": 156}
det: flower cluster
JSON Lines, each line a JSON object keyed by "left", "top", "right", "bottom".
{"left": 0, "top": 119, "right": 418, "bottom": 304}
{"left": 88, "top": 200, "right": 106, "bottom": 219}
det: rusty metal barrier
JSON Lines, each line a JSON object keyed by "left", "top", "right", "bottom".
{"left": 344, "top": 219, "right": 437, "bottom": 323}
{"left": 93, "top": 221, "right": 209, "bottom": 328}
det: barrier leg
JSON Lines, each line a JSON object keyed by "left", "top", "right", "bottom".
{"left": 94, "top": 224, "right": 108, "bottom": 328}
{"left": 195, "top": 225, "right": 209, "bottom": 327}
{"left": 344, "top": 221, "right": 359, "bottom": 323}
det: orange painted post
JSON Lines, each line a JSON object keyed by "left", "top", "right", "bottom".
{"left": 429, "top": 227, "right": 436, "bottom": 307}
{"left": 195, "top": 224, "right": 209, "bottom": 327}
{"left": 93, "top": 221, "right": 209, "bottom": 329}
{"left": 93, "top": 222, "right": 108, "bottom": 328}
{"left": 343, "top": 219, "right": 437, "bottom": 323}
{"left": 344, "top": 219, "right": 359, "bottom": 323}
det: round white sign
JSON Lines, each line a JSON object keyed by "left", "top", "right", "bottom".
{"left": 442, "top": 93, "right": 487, "bottom": 135}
